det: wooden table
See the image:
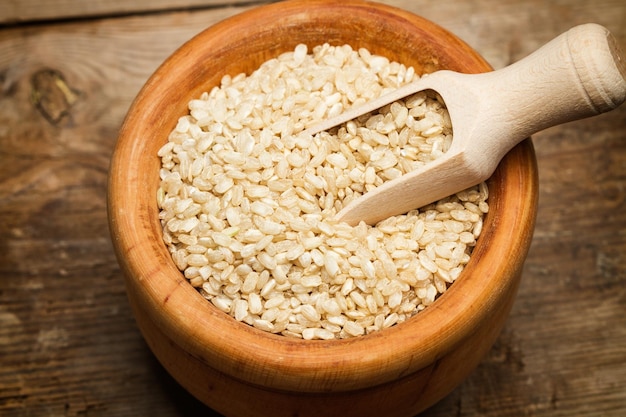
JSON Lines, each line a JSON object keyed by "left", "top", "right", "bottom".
{"left": 1, "top": 1, "right": 624, "bottom": 416}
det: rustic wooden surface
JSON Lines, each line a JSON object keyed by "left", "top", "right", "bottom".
{"left": 1, "top": 0, "right": 624, "bottom": 416}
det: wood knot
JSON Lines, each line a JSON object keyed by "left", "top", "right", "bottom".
{"left": 30, "top": 68, "right": 81, "bottom": 125}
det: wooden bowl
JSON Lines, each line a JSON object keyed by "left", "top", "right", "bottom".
{"left": 108, "top": 1, "right": 538, "bottom": 416}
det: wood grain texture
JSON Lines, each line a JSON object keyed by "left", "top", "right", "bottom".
{"left": 0, "top": 0, "right": 270, "bottom": 24}
{"left": 1, "top": 0, "right": 624, "bottom": 416}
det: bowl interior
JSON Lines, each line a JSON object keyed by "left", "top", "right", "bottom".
{"left": 108, "top": 0, "right": 537, "bottom": 393}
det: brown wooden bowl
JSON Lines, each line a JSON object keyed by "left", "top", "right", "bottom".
{"left": 107, "top": 1, "right": 538, "bottom": 416}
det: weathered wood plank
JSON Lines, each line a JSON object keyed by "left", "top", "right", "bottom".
{"left": 0, "top": 0, "right": 624, "bottom": 416}
{"left": 0, "top": 5, "right": 250, "bottom": 417}
{"left": 0, "top": 0, "right": 273, "bottom": 25}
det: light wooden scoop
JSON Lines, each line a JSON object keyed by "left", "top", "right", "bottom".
{"left": 303, "top": 23, "right": 626, "bottom": 225}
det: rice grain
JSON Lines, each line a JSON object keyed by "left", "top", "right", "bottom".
{"left": 157, "top": 43, "right": 488, "bottom": 339}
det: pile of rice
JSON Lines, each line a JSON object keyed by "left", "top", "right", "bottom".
{"left": 157, "top": 43, "right": 488, "bottom": 340}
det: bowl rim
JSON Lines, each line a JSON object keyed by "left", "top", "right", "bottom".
{"left": 108, "top": 0, "right": 538, "bottom": 393}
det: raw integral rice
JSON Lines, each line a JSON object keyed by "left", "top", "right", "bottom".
{"left": 157, "top": 43, "right": 489, "bottom": 340}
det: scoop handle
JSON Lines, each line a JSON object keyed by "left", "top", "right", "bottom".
{"left": 467, "top": 23, "right": 626, "bottom": 162}
{"left": 557, "top": 23, "right": 626, "bottom": 113}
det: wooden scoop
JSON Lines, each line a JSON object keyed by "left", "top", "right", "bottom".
{"left": 302, "top": 23, "right": 626, "bottom": 226}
